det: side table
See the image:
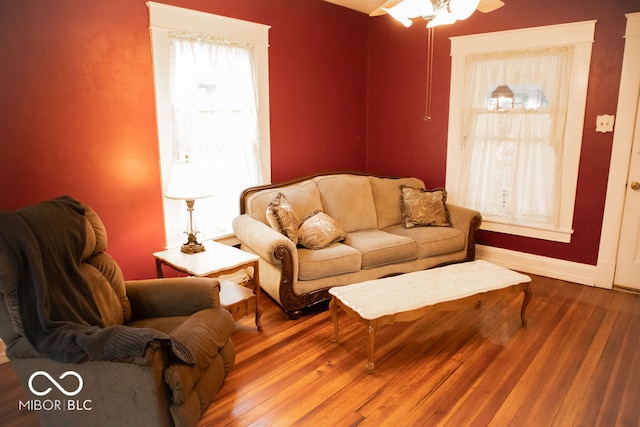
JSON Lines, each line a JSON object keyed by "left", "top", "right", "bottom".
{"left": 153, "top": 240, "right": 262, "bottom": 331}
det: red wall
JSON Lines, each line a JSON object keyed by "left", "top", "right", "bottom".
{"left": 0, "top": 0, "right": 367, "bottom": 279}
{"left": 1, "top": 0, "right": 638, "bottom": 279}
{"left": 366, "top": 0, "right": 640, "bottom": 266}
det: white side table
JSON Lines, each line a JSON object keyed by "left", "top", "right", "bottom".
{"left": 153, "top": 240, "right": 262, "bottom": 330}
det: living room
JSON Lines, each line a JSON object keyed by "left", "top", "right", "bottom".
{"left": 1, "top": 0, "right": 640, "bottom": 425}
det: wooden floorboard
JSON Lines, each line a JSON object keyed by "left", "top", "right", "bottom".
{"left": 1, "top": 274, "right": 639, "bottom": 426}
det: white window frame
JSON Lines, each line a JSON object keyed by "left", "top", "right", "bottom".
{"left": 446, "top": 21, "right": 596, "bottom": 243}
{"left": 147, "top": 2, "right": 271, "bottom": 248}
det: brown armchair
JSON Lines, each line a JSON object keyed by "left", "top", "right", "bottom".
{"left": 0, "top": 196, "right": 235, "bottom": 427}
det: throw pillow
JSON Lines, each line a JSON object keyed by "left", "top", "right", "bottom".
{"left": 298, "top": 211, "right": 346, "bottom": 250}
{"left": 400, "top": 185, "right": 453, "bottom": 228}
{"left": 265, "top": 192, "right": 301, "bottom": 244}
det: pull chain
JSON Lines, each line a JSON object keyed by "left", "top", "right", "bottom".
{"left": 424, "top": 26, "right": 435, "bottom": 121}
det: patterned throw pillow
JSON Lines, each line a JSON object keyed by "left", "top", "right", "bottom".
{"left": 265, "top": 192, "right": 301, "bottom": 244}
{"left": 298, "top": 211, "right": 346, "bottom": 250}
{"left": 400, "top": 185, "right": 453, "bottom": 228}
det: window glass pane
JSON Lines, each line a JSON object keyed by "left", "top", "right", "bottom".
{"left": 459, "top": 48, "right": 574, "bottom": 228}
{"left": 485, "top": 85, "right": 548, "bottom": 111}
{"left": 169, "top": 35, "right": 262, "bottom": 239}
{"left": 149, "top": 3, "right": 271, "bottom": 248}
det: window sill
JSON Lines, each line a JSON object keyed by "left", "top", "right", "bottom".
{"left": 480, "top": 218, "right": 573, "bottom": 243}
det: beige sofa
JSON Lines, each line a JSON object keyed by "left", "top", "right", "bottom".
{"left": 232, "top": 171, "right": 482, "bottom": 319}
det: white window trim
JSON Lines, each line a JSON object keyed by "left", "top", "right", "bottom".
{"left": 596, "top": 12, "right": 640, "bottom": 288}
{"left": 147, "top": 2, "right": 271, "bottom": 248}
{"left": 446, "top": 21, "right": 596, "bottom": 243}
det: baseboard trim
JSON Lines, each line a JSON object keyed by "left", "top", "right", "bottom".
{"left": 476, "top": 245, "right": 597, "bottom": 286}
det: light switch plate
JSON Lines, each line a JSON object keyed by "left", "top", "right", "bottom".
{"left": 596, "top": 114, "right": 615, "bottom": 133}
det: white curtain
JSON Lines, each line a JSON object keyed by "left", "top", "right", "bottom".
{"left": 168, "top": 33, "right": 262, "bottom": 238}
{"left": 457, "top": 47, "right": 574, "bottom": 227}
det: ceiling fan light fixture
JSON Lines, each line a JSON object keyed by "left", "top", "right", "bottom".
{"left": 384, "top": 0, "right": 482, "bottom": 29}
{"left": 382, "top": 2, "right": 414, "bottom": 27}
{"left": 405, "top": 0, "right": 434, "bottom": 17}
{"left": 426, "top": 9, "right": 457, "bottom": 27}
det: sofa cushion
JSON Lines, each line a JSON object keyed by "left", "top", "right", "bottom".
{"left": 400, "top": 186, "right": 453, "bottom": 228}
{"left": 298, "top": 211, "right": 346, "bottom": 250}
{"left": 298, "top": 244, "right": 361, "bottom": 281}
{"left": 369, "top": 176, "right": 426, "bottom": 229}
{"left": 266, "top": 192, "right": 301, "bottom": 244}
{"left": 316, "top": 175, "right": 377, "bottom": 233}
{"left": 344, "top": 229, "right": 416, "bottom": 269}
{"left": 246, "top": 180, "right": 323, "bottom": 225}
{"left": 384, "top": 224, "right": 465, "bottom": 258}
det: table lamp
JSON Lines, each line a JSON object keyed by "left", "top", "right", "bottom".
{"left": 164, "top": 159, "right": 213, "bottom": 254}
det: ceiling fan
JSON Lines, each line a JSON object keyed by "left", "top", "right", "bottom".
{"left": 368, "top": 0, "right": 505, "bottom": 120}
{"left": 371, "top": 0, "right": 505, "bottom": 27}
{"left": 322, "top": 0, "right": 505, "bottom": 27}
{"left": 321, "top": 0, "right": 505, "bottom": 120}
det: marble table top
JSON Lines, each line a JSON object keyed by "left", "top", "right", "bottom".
{"left": 329, "top": 260, "right": 531, "bottom": 320}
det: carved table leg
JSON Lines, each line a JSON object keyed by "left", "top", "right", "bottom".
{"left": 155, "top": 259, "right": 164, "bottom": 278}
{"left": 365, "top": 322, "right": 377, "bottom": 374}
{"left": 521, "top": 283, "right": 533, "bottom": 326}
{"left": 252, "top": 260, "right": 263, "bottom": 331}
{"left": 330, "top": 297, "right": 339, "bottom": 343}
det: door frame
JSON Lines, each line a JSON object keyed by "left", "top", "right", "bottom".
{"left": 596, "top": 12, "right": 640, "bottom": 289}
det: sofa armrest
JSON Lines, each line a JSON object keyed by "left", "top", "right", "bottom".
{"left": 126, "top": 277, "right": 221, "bottom": 320}
{"left": 447, "top": 203, "right": 482, "bottom": 260}
{"left": 232, "top": 214, "right": 298, "bottom": 265}
{"left": 448, "top": 203, "right": 482, "bottom": 230}
{"left": 164, "top": 307, "right": 235, "bottom": 404}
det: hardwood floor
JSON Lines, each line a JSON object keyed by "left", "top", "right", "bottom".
{"left": 2, "top": 274, "right": 639, "bottom": 426}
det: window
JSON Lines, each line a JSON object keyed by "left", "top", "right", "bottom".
{"left": 446, "top": 21, "right": 596, "bottom": 242}
{"left": 148, "top": 2, "right": 271, "bottom": 248}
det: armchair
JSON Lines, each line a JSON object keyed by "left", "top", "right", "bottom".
{"left": 0, "top": 196, "right": 235, "bottom": 427}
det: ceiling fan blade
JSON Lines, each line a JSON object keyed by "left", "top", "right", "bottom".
{"left": 477, "top": 0, "right": 505, "bottom": 13}
{"left": 369, "top": 0, "right": 401, "bottom": 16}
{"left": 323, "top": 0, "right": 391, "bottom": 15}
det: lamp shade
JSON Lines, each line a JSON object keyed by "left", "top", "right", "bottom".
{"left": 164, "top": 160, "right": 214, "bottom": 200}
{"left": 491, "top": 84, "right": 514, "bottom": 100}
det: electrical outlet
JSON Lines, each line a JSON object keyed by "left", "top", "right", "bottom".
{"left": 596, "top": 114, "right": 615, "bottom": 133}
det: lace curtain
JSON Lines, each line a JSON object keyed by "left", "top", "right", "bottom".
{"left": 457, "top": 47, "right": 574, "bottom": 227}
{"left": 168, "top": 33, "right": 263, "bottom": 239}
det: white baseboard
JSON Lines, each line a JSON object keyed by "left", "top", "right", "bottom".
{"left": 476, "top": 245, "right": 597, "bottom": 286}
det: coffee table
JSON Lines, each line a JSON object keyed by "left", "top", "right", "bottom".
{"left": 329, "top": 260, "right": 532, "bottom": 373}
